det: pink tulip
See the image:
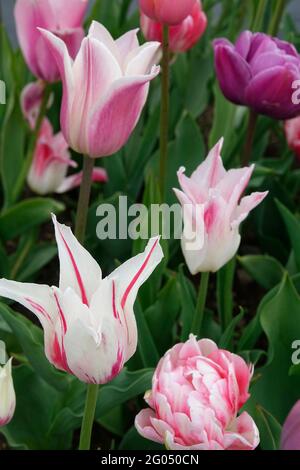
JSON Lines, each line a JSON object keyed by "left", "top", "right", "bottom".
{"left": 14, "top": 0, "right": 88, "bottom": 82}
{"left": 285, "top": 117, "right": 300, "bottom": 161}
{"left": 281, "top": 401, "right": 300, "bottom": 450}
{"left": 0, "top": 359, "right": 16, "bottom": 427}
{"left": 21, "top": 81, "right": 53, "bottom": 129}
{"left": 139, "top": 0, "right": 197, "bottom": 25}
{"left": 27, "top": 119, "right": 108, "bottom": 195}
{"left": 0, "top": 217, "right": 163, "bottom": 384}
{"left": 173, "top": 138, "right": 268, "bottom": 274}
{"left": 38, "top": 22, "right": 160, "bottom": 158}
{"left": 135, "top": 335, "right": 259, "bottom": 450}
{"left": 141, "top": 1, "right": 207, "bottom": 53}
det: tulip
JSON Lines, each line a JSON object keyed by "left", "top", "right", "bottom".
{"left": 139, "top": 0, "right": 196, "bottom": 25}
{"left": 173, "top": 138, "right": 268, "bottom": 274}
{"left": 21, "top": 81, "right": 51, "bottom": 129}
{"left": 141, "top": 1, "right": 207, "bottom": 53}
{"left": 38, "top": 22, "right": 160, "bottom": 158}
{"left": 27, "top": 119, "right": 108, "bottom": 195}
{"left": 0, "top": 216, "right": 163, "bottom": 384}
{"left": 285, "top": 116, "right": 300, "bottom": 160}
{"left": 213, "top": 30, "right": 300, "bottom": 120}
{"left": 135, "top": 335, "right": 259, "bottom": 450}
{"left": 0, "top": 359, "right": 16, "bottom": 427}
{"left": 14, "top": 0, "right": 88, "bottom": 82}
{"left": 281, "top": 401, "right": 300, "bottom": 450}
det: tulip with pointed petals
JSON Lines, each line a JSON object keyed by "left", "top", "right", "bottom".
{"left": 281, "top": 401, "right": 300, "bottom": 450}
{"left": 213, "top": 30, "right": 300, "bottom": 120}
{"left": 135, "top": 335, "right": 259, "bottom": 450}
{"left": 15, "top": 0, "right": 88, "bottom": 82}
{"left": 0, "top": 359, "right": 16, "bottom": 427}
{"left": 139, "top": 0, "right": 196, "bottom": 25}
{"left": 173, "top": 138, "right": 268, "bottom": 274}
{"left": 27, "top": 119, "right": 108, "bottom": 195}
{"left": 0, "top": 217, "right": 163, "bottom": 384}
{"left": 141, "top": 1, "right": 207, "bottom": 53}
{"left": 38, "top": 22, "right": 160, "bottom": 158}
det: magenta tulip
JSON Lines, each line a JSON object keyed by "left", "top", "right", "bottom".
{"left": 14, "top": 0, "right": 88, "bottom": 82}
{"left": 141, "top": 0, "right": 207, "bottom": 53}
{"left": 213, "top": 31, "right": 300, "bottom": 120}
{"left": 38, "top": 22, "right": 160, "bottom": 158}
{"left": 281, "top": 401, "right": 300, "bottom": 450}
{"left": 135, "top": 335, "right": 259, "bottom": 450}
{"left": 139, "top": 0, "right": 196, "bottom": 25}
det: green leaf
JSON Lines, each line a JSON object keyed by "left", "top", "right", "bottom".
{"left": 17, "top": 243, "right": 57, "bottom": 282}
{"left": 219, "top": 309, "right": 244, "bottom": 350}
{"left": 0, "top": 198, "right": 65, "bottom": 241}
{"left": 217, "top": 257, "right": 236, "bottom": 331}
{"left": 276, "top": 199, "right": 300, "bottom": 272}
{"left": 135, "top": 301, "right": 160, "bottom": 368}
{"left": 238, "top": 255, "right": 285, "bottom": 290}
{"left": 254, "top": 405, "right": 282, "bottom": 450}
{"left": 119, "top": 426, "right": 163, "bottom": 450}
{"left": 178, "top": 265, "right": 196, "bottom": 341}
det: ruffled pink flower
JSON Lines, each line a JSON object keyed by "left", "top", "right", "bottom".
{"left": 173, "top": 138, "right": 268, "bottom": 274}
{"left": 0, "top": 217, "right": 163, "bottom": 384}
{"left": 285, "top": 116, "right": 300, "bottom": 161}
{"left": 139, "top": 0, "right": 196, "bottom": 25}
{"left": 27, "top": 119, "right": 108, "bottom": 195}
{"left": 14, "top": 0, "right": 88, "bottom": 82}
{"left": 38, "top": 22, "right": 160, "bottom": 158}
{"left": 141, "top": 1, "right": 207, "bottom": 53}
{"left": 135, "top": 336, "right": 259, "bottom": 450}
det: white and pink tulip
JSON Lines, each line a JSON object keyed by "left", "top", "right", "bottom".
{"left": 0, "top": 359, "right": 16, "bottom": 427}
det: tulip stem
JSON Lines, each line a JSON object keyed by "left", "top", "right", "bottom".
{"left": 75, "top": 155, "right": 95, "bottom": 244}
{"left": 268, "top": 0, "right": 286, "bottom": 36}
{"left": 191, "top": 272, "right": 210, "bottom": 336}
{"left": 159, "top": 25, "right": 170, "bottom": 199}
{"left": 13, "top": 84, "right": 52, "bottom": 203}
{"left": 242, "top": 109, "right": 258, "bottom": 166}
{"left": 252, "top": 0, "right": 267, "bottom": 32}
{"left": 217, "top": 256, "right": 236, "bottom": 332}
{"left": 79, "top": 383, "right": 99, "bottom": 450}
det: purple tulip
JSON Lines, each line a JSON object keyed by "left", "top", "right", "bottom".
{"left": 213, "top": 30, "right": 300, "bottom": 120}
{"left": 281, "top": 401, "right": 300, "bottom": 450}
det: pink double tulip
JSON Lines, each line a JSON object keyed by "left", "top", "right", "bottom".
{"left": 0, "top": 216, "right": 163, "bottom": 384}
{"left": 15, "top": 0, "right": 88, "bottom": 82}
{"left": 27, "top": 119, "right": 107, "bottom": 195}
{"left": 39, "top": 22, "right": 160, "bottom": 158}
{"left": 139, "top": 0, "right": 196, "bottom": 25}
{"left": 281, "top": 401, "right": 300, "bottom": 450}
{"left": 135, "top": 335, "right": 259, "bottom": 450}
{"left": 174, "top": 139, "right": 268, "bottom": 273}
{"left": 141, "top": 1, "right": 207, "bottom": 53}
{"left": 0, "top": 359, "right": 16, "bottom": 427}
{"left": 285, "top": 116, "right": 300, "bottom": 161}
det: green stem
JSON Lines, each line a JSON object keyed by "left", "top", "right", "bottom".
{"left": 191, "top": 272, "right": 210, "bottom": 336}
{"left": 75, "top": 155, "right": 95, "bottom": 244}
{"left": 79, "top": 383, "right": 99, "bottom": 450}
{"left": 242, "top": 108, "right": 258, "bottom": 166}
{"left": 13, "top": 84, "right": 51, "bottom": 202}
{"left": 268, "top": 0, "right": 286, "bottom": 35}
{"left": 159, "top": 25, "right": 170, "bottom": 199}
{"left": 252, "top": 0, "right": 267, "bottom": 32}
{"left": 217, "top": 257, "right": 236, "bottom": 331}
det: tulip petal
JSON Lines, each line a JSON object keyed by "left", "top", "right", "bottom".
{"left": 232, "top": 191, "right": 268, "bottom": 227}
{"left": 0, "top": 358, "right": 16, "bottom": 427}
{"left": 135, "top": 409, "right": 164, "bottom": 444}
{"left": 116, "top": 29, "right": 140, "bottom": 69}
{"left": 88, "top": 21, "right": 121, "bottom": 62}
{"left": 21, "top": 81, "right": 46, "bottom": 129}
{"left": 37, "top": 0, "right": 88, "bottom": 29}
{"left": 125, "top": 42, "right": 161, "bottom": 76}
{"left": 281, "top": 400, "right": 300, "bottom": 450}
{"left": 87, "top": 71, "right": 159, "bottom": 157}
{"left": 56, "top": 167, "right": 108, "bottom": 194}
{"left": 191, "top": 138, "right": 226, "bottom": 191}
{"left": 235, "top": 30, "right": 253, "bottom": 59}
{"left": 224, "top": 412, "right": 260, "bottom": 450}
{"left": 52, "top": 215, "right": 102, "bottom": 305}
{"left": 214, "top": 44, "right": 251, "bottom": 105}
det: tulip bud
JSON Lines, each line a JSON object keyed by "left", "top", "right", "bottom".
{"left": 27, "top": 119, "right": 108, "bottom": 195}
{"left": 14, "top": 0, "right": 88, "bottom": 82}
{"left": 135, "top": 335, "right": 259, "bottom": 450}
{"left": 0, "top": 217, "right": 164, "bottom": 384}
{"left": 174, "top": 138, "right": 268, "bottom": 274}
{"left": 0, "top": 359, "right": 16, "bottom": 427}
{"left": 213, "top": 30, "right": 300, "bottom": 120}
{"left": 139, "top": 0, "right": 196, "bottom": 25}
{"left": 285, "top": 116, "right": 300, "bottom": 161}
{"left": 141, "top": 1, "right": 207, "bottom": 53}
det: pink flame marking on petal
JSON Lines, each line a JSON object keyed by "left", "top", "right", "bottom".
{"left": 54, "top": 292, "right": 67, "bottom": 334}
{"left": 25, "top": 297, "right": 53, "bottom": 324}
{"left": 52, "top": 294, "right": 73, "bottom": 374}
{"left": 51, "top": 333, "right": 70, "bottom": 372}
{"left": 112, "top": 280, "right": 121, "bottom": 322}
{"left": 57, "top": 226, "right": 89, "bottom": 306}
{"left": 105, "top": 347, "right": 124, "bottom": 383}
{"left": 121, "top": 238, "right": 159, "bottom": 310}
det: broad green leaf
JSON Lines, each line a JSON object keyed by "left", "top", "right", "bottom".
{"left": 219, "top": 309, "right": 244, "bottom": 350}
{"left": 254, "top": 405, "right": 282, "bottom": 450}
{"left": 217, "top": 257, "right": 236, "bottom": 331}
{"left": 238, "top": 255, "right": 285, "bottom": 290}
{"left": 276, "top": 199, "right": 300, "bottom": 272}
{"left": 17, "top": 243, "right": 57, "bottom": 282}
{"left": 135, "top": 301, "right": 160, "bottom": 368}
{"left": 178, "top": 265, "right": 196, "bottom": 341}
{"left": 0, "top": 198, "right": 65, "bottom": 241}
{"left": 119, "top": 426, "right": 163, "bottom": 451}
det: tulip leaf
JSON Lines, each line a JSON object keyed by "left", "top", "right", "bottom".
{"left": 0, "top": 198, "right": 65, "bottom": 241}
{"left": 217, "top": 257, "right": 236, "bottom": 331}
{"left": 254, "top": 405, "right": 282, "bottom": 451}
{"left": 276, "top": 199, "right": 300, "bottom": 272}
{"left": 219, "top": 309, "right": 244, "bottom": 351}
{"left": 16, "top": 243, "right": 57, "bottom": 282}
{"left": 178, "top": 265, "right": 196, "bottom": 341}
{"left": 135, "top": 301, "right": 160, "bottom": 368}
{"left": 119, "top": 426, "right": 163, "bottom": 451}
{"left": 238, "top": 254, "right": 285, "bottom": 290}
